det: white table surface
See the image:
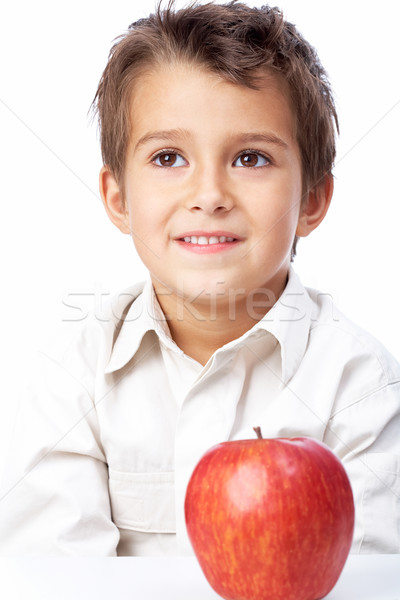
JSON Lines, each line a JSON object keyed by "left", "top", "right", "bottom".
{"left": 0, "top": 555, "right": 399, "bottom": 599}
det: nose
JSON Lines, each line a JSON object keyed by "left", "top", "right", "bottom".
{"left": 186, "top": 162, "right": 234, "bottom": 214}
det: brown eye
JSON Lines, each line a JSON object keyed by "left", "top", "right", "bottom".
{"left": 153, "top": 152, "right": 187, "bottom": 167}
{"left": 234, "top": 152, "right": 269, "bottom": 168}
{"left": 158, "top": 153, "right": 177, "bottom": 167}
{"left": 240, "top": 153, "right": 259, "bottom": 167}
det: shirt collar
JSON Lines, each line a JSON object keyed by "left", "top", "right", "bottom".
{"left": 104, "top": 278, "right": 166, "bottom": 374}
{"left": 105, "top": 267, "right": 312, "bottom": 383}
{"left": 254, "top": 266, "right": 313, "bottom": 384}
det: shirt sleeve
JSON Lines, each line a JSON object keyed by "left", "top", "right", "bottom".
{"left": 0, "top": 349, "right": 120, "bottom": 556}
{"left": 324, "top": 380, "right": 400, "bottom": 554}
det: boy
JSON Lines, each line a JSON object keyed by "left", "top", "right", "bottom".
{"left": 0, "top": 0, "right": 399, "bottom": 556}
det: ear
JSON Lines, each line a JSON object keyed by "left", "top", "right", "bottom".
{"left": 99, "top": 165, "right": 130, "bottom": 234}
{"left": 296, "top": 174, "right": 334, "bottom": 237}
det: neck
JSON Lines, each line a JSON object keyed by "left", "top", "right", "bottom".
{"left": 167, "top": 306, "right": 257, "bottom": 365}
{"left": 153, "top": 279, "right": 287, "bottom": 365}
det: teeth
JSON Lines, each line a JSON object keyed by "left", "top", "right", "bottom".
{"left": 182, "top": 235, "right": 235, "bottom": 244}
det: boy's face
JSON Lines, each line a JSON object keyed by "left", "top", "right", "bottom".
{"left": 101, "top": 63, "right": 329, "bottom": 313}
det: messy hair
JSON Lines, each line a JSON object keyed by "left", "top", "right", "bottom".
{"left": 92, "top": 0, "right": 338, "bottom": 255}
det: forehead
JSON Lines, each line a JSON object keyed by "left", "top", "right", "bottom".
{"left": 126, "top": 62, "right": 297, "bottom": 147}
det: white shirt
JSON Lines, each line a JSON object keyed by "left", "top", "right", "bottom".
{"left": 1, "top": 268, "right": 399, "bottom": 555}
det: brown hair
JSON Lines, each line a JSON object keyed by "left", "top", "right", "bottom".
{"left": 92, "top": 0, "right": 338, "bottom": 254}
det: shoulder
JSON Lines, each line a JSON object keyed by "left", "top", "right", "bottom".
{"left": 35, "top": 281, "right": 146, "bottom": 390}
{"left": 305, "top": 284, "right": 400, "bottom": 395}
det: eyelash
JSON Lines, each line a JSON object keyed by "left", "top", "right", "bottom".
{"left": 233, "top": 149, "right": 271, "bottom": 168}
{"left": 150, "top": 149, "right": 272, "bottom": 168}
{"left": 150, "top": 149, "right": 187, "bottom": 168}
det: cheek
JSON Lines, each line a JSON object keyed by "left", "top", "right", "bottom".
{"left": 125, "top": 195, "right": 170, "bottom": 268}
{"left": 272, "top": 173, "right": 302, "bottom": 225}
{"left": 125, "top": 189, "right": 154, "bottom": 234}
{"left": 126, "top": 176, "right": 174, "bottom": 227}
{"left": 249, "top": 181, "right": 301, "bottom": 256}
{"left": 256, "top": 190, "right": 301, "bottom": 233}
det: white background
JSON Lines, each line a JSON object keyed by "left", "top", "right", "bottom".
{"left": 0, "top": 0, "right": 399, "bottom": 469}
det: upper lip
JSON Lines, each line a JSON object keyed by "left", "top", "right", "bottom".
{"left": 175, "top": 230, "right": 243, "bottom": 240}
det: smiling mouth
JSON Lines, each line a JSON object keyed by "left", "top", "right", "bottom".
{"left": 181, "top": 235, "right": 236, "bottom": 245}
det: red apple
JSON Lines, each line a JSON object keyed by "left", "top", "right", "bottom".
{"left": 185, "top": 429, "right": 354, "bottom": 600}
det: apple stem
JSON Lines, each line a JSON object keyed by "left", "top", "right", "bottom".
{"left": 253, "top": 426, "right": 263, "bottom": 439}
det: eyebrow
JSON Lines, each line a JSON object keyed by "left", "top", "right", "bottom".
{"left": 231, "top": 132, "right": 289, "bottom": 149}
{"left": 134, "top": 129, "right": 191, "bottom": 152}
{"left": 134, "top": 129, "right": 289, "bottom": 152}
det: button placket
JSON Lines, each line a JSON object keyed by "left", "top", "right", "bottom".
{"left": 174, "top": 353, "right": 246, "bottom": 553}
